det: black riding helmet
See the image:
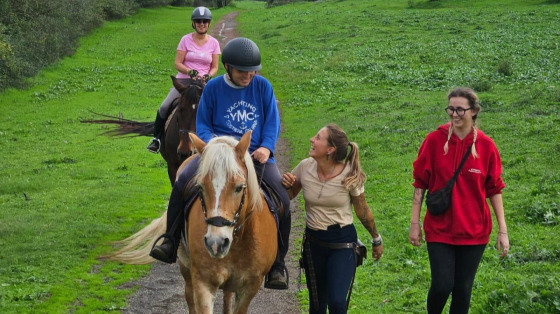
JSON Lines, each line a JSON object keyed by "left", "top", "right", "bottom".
{"left": 191, "top": 6, "right": 212, "bottom": 21}
{"left": 221, "top": 37, "right": 262, "bottom": 72}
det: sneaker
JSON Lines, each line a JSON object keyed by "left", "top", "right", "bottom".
{"left": 147, "top": 138, "right": 160, "bottom": 153}
{"left": 149, "top": 238, "right": 175, "bottom": 263}
{"left": 264, "top": 266, "right": 288, "bottom": 290}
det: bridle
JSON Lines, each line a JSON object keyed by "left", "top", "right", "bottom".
{"left": 176, "top": 82, "right": 203, "bottom": 135}
{"left": 175, "top": 82, "right": 203, "bottom": 157}
{"left": 198, "top": 183, "right": 254, "bottom": 235}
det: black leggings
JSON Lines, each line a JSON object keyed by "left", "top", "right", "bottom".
{"left": 426, "top": 242, "right": 486, "bottom": 314}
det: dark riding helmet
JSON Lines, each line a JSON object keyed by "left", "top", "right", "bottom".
{"left": 191, "top": 6, "right": 212, "bottom": 21}
{"left": 221, "top": 38, "right": 262, "bottom": 72}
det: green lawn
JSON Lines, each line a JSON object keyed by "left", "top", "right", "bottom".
{"left": 1, "top": 1, "right": 559, "bottom": 313}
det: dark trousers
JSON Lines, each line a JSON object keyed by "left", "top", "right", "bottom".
{"left": 253, "top": 160, "right": 291, "bottom": 269}
{"left": 304, "top": 225, "right": 357, "bottom": 314}
{"left": 426, "top": 242, "right": 486, "bottom": 314}
{"left": 166, "top": 156, "right": 291, "bottom": 269}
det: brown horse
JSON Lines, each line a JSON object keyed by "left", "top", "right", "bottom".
{"left": 105, "top": 131, "right": 278, "bottom": 314}
{"left": 81, "top": 76, "right": 203, "bottom": 185}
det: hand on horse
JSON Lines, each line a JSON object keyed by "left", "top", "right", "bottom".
{"left": 251, "top": 147, "right": 270, "bottom": 164}
{"left": 281, "top": 173, "right": 296, "bottom": 189}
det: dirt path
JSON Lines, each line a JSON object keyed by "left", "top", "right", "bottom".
{"left": 123, "top": 12, "right": 303, "bottom": 314}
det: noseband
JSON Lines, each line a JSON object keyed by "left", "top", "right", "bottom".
{"left": 199, "top": 184, "right": 252, "bottom": 235}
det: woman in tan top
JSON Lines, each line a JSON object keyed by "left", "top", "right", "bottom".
{"left": 282, "top": 124, "right": 383, "bottom": 314}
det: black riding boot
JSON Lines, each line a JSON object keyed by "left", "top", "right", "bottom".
{"left": 262, "top": 174, "right": 292, "bottom": 290}
{"left": 149, "top": 183, "right": 185, "bottom": 263}
{"left": 150, "top": 158, "right": 199, "bottom": 263}
{"left": 147, "top": 112, "right": 166, "bottom": 153}
{"left": 265, "top": 211, "right": 291, "bottom": 290}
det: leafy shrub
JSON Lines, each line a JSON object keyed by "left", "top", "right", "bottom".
{"left": 469, "top": 79, "right": 493, "bottom": 92}
{"left": 98, "top": 0, "right": 138, "bottom": 19}
{"left": 136, "top": 0, "right": 174, "bottom": 7}
{"left": 497, "top": 59, "right": 513, "bottom": 76}
{"left": 526, "top": 200, "right": 560, "bottom": 225}
{"left": 482, "top": 276, "right": 560, "bottom": 313}
{"left": 0, "top": 0, "right": 179, "bottom": 91}
{"left": 0, "top": 38, "right": 18, "bottom": 90}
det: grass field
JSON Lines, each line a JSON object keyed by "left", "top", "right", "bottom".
{"left": 1, "top": 0, "right": 559, "bottom": 313}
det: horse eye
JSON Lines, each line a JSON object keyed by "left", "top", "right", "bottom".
{"left": 235, "top": 185, "right": 245, "bottom": 193}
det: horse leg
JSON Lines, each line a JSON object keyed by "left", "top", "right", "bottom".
{"left": 232, "top": 282, "right": 261, "bottom": 314}
{"left": 179, "top": 263, "right": 196, "bottom": 313}
{"left": 191, "top": 273, "right": 217, "bottom": 314}
{"left": 223, "top": 291, "right": 234, "bottom": 314}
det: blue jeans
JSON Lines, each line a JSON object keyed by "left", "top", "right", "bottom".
{"left": 304, "top": 225, "right": 357, "bottom": 314}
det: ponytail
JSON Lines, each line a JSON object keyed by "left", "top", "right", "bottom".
{"left": 342, "top": 142, "right": 366, "bottom": 189}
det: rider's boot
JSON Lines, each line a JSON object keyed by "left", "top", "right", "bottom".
{"left": 147, "top": 113, "right": 166, "bottom": 153}
{"left": 265, "top": 206, "right": 291, "bottom": 290}
{"left": 149, "top": 182, "right": 185, "bottom": 263}
{"left": 149, "top": 237, "right": 176, "bottom": 264}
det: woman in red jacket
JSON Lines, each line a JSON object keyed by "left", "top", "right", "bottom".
{"left": 409, "top": 87, "right": 510, "bottom": 314}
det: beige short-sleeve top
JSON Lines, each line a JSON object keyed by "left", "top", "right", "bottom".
{"left": 292, "top": 158, "right": 364, "bottom": 231}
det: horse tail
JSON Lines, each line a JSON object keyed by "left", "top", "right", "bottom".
{"left": 81, "top": 111, "right": 154, "bottom": 137}
{"left": 100, "top": 210, "right": 167, "bottom": 264}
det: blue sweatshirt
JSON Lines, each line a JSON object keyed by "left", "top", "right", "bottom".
{"left": 196, "top": 74, "right": 280, "bottom": 163}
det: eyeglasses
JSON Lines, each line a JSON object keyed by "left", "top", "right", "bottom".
{"left": 445, "top": 106, "right": 472, "bottom": 117}
{"left": 194, "top": 19, "right": 210, "bottom": 24}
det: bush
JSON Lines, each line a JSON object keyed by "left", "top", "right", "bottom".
{"left": 98, "top": 0, "right": 138, "bottom": 19}
{"left": 0, "top": 0, "right": 178, "bottom": 91}
{"left": 0, "top": 37, "right": 18, "bottom": 90}
{"left": 469, "top": 79, "right": 493, "bottom": 92}
{"left": 137, "top": 0, "right": 174, "bottom": 7}
{"left": 497, "top": 59, "right": 513, "bottom": 76}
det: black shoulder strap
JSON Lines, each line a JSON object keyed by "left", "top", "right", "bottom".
{"left": 450, "top": 145, "right": 473, "bottom": 184}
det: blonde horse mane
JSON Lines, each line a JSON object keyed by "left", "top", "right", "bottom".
{"left": 197, "top": 136, "right": 263, "bottom": 211}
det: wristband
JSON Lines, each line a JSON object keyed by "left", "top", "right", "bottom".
{"left": 371, "top": 235, "right": 382, "bottom": 246}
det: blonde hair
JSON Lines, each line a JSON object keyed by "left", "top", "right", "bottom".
{"left": 444, "top": 87, "right": 481, "bottom": 158}
{"left": 324, "top": 124, "right": 366, "bottom": 189}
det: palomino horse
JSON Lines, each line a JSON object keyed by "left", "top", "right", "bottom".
{"left": 81, "top": 76, "right": 203, "bottom": 185}
{"left": 106, "top": 131, "right": 278, "bottom": 314}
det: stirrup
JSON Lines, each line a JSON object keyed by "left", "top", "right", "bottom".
{"left": 264, "top": 265, "right": 289, "bottom": 290}
{"left": 147, "top": 138, "right": 160, "bottom": 153}
{"left": 149, "top": 234, "right": 177, "bottom": 264}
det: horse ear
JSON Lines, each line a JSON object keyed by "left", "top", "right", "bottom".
{"left": 189, "top": 133, "right": 206, "bottom": 154}
{"left": 171, "top": 75, "right": 186, "bottom": 93}
{"left": 235, "top": 131, "right": 252, "bottom": 157}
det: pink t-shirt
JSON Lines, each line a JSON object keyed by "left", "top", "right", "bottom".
{"left": 176, "top": 33, "right": 221, "bottom": 78}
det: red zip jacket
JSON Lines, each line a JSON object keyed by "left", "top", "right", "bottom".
{"left": 412, "top": 123, "right": 505, "bottom": 245}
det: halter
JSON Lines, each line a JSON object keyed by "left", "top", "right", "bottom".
{"left": 199, "top": 184, "right": 253, "bottom": 235}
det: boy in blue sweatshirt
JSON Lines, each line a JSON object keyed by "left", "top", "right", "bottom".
{"left": 150, "top": 37, "right": 290, "bottom": 290}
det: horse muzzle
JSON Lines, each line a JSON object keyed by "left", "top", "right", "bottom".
{"left": 204, "top": 226, "right": 233, "bottom": 258}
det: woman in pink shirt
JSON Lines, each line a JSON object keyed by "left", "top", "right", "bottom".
{"left": 147, "top": 6, "right": 220, "bottom": 153}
